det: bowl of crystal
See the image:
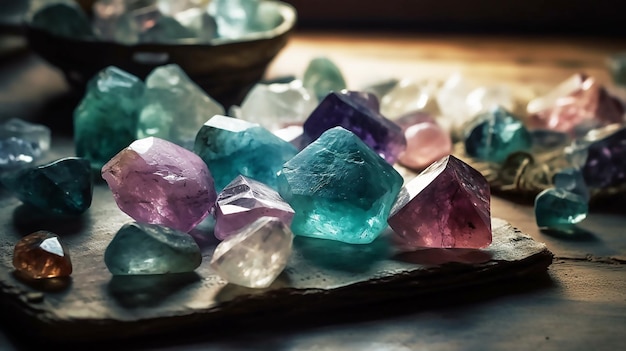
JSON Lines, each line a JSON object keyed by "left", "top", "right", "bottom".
{"left": 25, "top": 0, "right": 296, "bottom": 107}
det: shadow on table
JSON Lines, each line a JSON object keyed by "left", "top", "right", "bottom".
{"left": 11, "top": 203, "right": 90, "bottom": 237}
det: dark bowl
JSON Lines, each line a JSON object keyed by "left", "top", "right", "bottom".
{"left": 26, "top": 1, "right": 296, "bottom": 108}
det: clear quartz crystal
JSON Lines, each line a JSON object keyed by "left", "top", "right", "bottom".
{"left": 0, "top": 118, "right": 51, "bottom": 152}
{"left": 380, "top": 79, "right": 439, "bottom": 119}
{"left": 210, "top": 216, "right": 293, "bottom": 288}
{"left": 209, "top": 0, "right": 259, "bottom": 39}
{"left": 465, "top": 85, "right": 515, "bottom": 117}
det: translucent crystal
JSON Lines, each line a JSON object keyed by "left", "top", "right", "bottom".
{"left": 0, "top": 118, "right": 51, "bottom": 152}
{"left": 210, "top": 0, "right": 259, "bottom": 39}
{"left": 303, "top": 57, "right": 347, "bottom": 101}
{"left": 13, "top": 231, "right": 72, "bottom": 279}
{"left": 93, "top": 0, "right": 161, "bottom": 45}
{"left": 553, "top": 168, "right": 590, "bottom": 202}
{"left": 0, "top": 118, "right": 51, "bottom": 169}
{"left": 465, "top": 85, "right": 515, "bottom": 117}
{"left": 436, "top": 74, "right": 474, "bottom": 129}
{"left": 30, "top": 2, "right": 94, "bottom": 39}
{"left": 380, "top": 79, "right": 439, "bottom": 119}
{"left": 535, "top": 188, "right": 588, "bottom": 229}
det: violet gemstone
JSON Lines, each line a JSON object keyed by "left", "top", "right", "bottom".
{"left": 102, "top": 137, "right": 216, "bottom": 232}
{"left": 214, "top": 175, "right": 295, "bottom": 240}
{"left": 388, "top": 155, "right": 492, "bottom": 250}
{"left": 580, "top": 126, "right": 626, "bottom": 188}
{"left": 301, "top": 92, "right": 406, "bottom": 163}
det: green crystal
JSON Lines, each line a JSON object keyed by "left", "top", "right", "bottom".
{"left": 303, "top": 57, "right": 347, "bottom": 101}
{"left": 194, "top": 115, "right": 298, "bottom": 190}
{"left": 104, "top": 222, "right": 202, "bottom": 275}
{"left": 30, "top": 3, "right": 95, "bottom": 39}
{"left": 278, "top": 127, "right": 403, "bottom": 244}
{"left": 74, "top": 66, "right": 145, "bottom": 170}
{"left": 1, "top": 157, "right": 93, "bottom": 215}
{"left": 534, "top": 188, "right": 588, "bottom": 229}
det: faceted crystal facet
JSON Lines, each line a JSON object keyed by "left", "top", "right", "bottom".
{"left": 464, "top": 106, "right": 533, "bottom": 163}
{"left": 105, "top": 222, "right": 202, "bottom": 275}
{"left": 527, "top": 74, "right": 624, "bottom": 134}
{"left": 215, "top": 175, "right": 294, "bottom": 240}
{"left": 0, "top": 118, "right": 51, "bottom": 152}
{"left": 138, "top": 64, "right": 224, "bottom": 149}
{"left": 579, "top": 125, "right": 626, "bottom": 188}
{"left": 210, "top": 216, "right": 293, "bottom": 288}
{"left": 102, "top": 137, "right": 216, "bottom": 232}
{"left": 303, "top": 57, "right": 347, "bottom": 101}
{"left": 553, "top": 168, "right": 590, "bottom": 202}
{"left": 194, "top": 115, "right": 298, "bottom": 190}
{"left": 13, "top": 231, "right": 72, "bottom": 279}
{"left": 1, "top": 157, "right": 93, "bottom": 215}
{"left": 74, "top": 66, "right": 145, "bottom": 170}
{"left": 534, "top": 188, "right": 588, "bottom": 228}
{"left": 302, "top": 92, "right": 407, "bottom": 164}
{"left": 30, "top": 3, "right": 94, "bottom": 39}
{"left": 278, "top": 127, "right": 403, "bottom": 244}
{"left": 237, "top": 80, "right": 318, "bottom": 131}
{"left": 388, "top": 155, "right": 492, "bottom": 250}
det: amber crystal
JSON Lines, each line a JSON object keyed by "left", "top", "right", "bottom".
{"left": 13, "top": 231, "right": 72, "bottom": 279}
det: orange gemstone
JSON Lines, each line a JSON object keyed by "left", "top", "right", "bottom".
{"left": 13, "top": 231, "right": 72, "bottom": 279}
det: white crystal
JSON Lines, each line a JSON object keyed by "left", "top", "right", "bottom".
{"left": 465, "top": 85, "right": 515, "bottom": 117}
{"left": 210, "top": 216, "right": 293, "bottom": 288}
{"left": 0, "top": 118, "right": 51, "bottom": 151}
{"left": 238, "top": 80, "right": 318, "bottom": 131}
{"left": 173, "top": 7, "right": 217, "bottom": 41}
{"left": 273, "top": 125, "right": 303, "bottom": 143}
{"left": 380, "top": 79, "right": 439, "bottom": 119}
{"left": 436, "top": 74, "right": 474, "bottom": 122}
{"left": 157, "top": 0, "right": 210, "bottom": 15}
{"left": 527, "top": 74, "right": 585, "bottom": 114}
{"left": 138, "top": 64, "right": 225, "bottom": 149}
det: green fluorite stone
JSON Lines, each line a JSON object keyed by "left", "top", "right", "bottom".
{"left": 31, "top": 3, "right": 95, "bottom": 39}
{"left": 278, "top": 127, "right": 403, "bottom": 244}
{"left": 104, "top": 222, "right": 202, "bottom": 275}
{"left": 194, "top": 115, "right": 298, "bottom": 190}
{"left": 534, "top": 188, "right": 588, "bottom": 229}
{"left": 1, "top": 157, "right": 93, "bottom": 215}
{"left": 74, "top": 66, "right": 145, "bottom": 170}
{"left": 303, "top": 57, "right": 347, "bottom": 101}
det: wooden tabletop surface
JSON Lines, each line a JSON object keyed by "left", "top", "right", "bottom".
{"left": 1, "top": 31, "right": 626, "bottom": 350}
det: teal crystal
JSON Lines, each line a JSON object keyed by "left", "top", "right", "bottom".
{"left": 278, "top": 127, "right": 403, "bottom": 244}
{"left": 1, "top": 157, "right": 93, "bottom": 215}
{"left": 104, "top": 222, "right": 202, "bottom": 275}
{"left": 30, "top": 3, "right": 95, "bottom": 39}
{"left": 553, "top": 168, "right": 590, "bottom": 202}
{"left": 74, "top": 66, "right": 145, "bottom": 170}
{"left": 464, "top": 106, "right": 533, "bottom": 163}
{"left": 303, "top": 57, "right": 347, "bottom": 101}
{"left": 138, "top": 64, "right": 224, "bottom": 149}
{"left": 194, "top": 115, "right": 298, "bottom": 190}
{"left": 534, "top": 188, "right": 588, "bottom": 229}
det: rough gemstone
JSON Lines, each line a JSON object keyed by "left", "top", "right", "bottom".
{"left": 0, "top": 118, "right": 51, "bottom": 152}
{"left": 210, "top": 216, "right": 293, "bottom": 288}
{"left": 465, "top": 85, "right": 516, "bottom": 117}
{"left": 302, "top": 92, "right": 407, "bottom": 164}
{"left": 380, "top": 79, "right": 440, "bottom": 119}
{"left": 579, "top": 125, "right": 626, "bottom": 188}
{"left": 0, "top": 138, "right": 43, "bottom": 170}
{"left": 74, "top": 66, "right": 145, "bottom": 170}
{"left": 194, "top": 115, "right": 298, "bottom": 190}
{"left": 237, "top": 80, "right": 318, "bottom": 131}
{"left": 527, "top": 73, "right": 624, "bottom": 134}
{"left": 1, "top": 157, "right": 93, "bottom": 215}
{"left": 104, "top": 222, "right": 202, "bottom": 275}
{"left": 464, "top": 106, "right": 533, "bottom": 163}
{"left": 553, "top": 168, "right": 590, "bottom": 202}
{"left": 138, "top": 64, "right": 224, "bottom": 149}
{"left": 102, "top": 137, "right": 216, "bottom": 232}
{"left": 13, "top": 231, "right": 72, "bottom": 279}
{"left": 388, "top": 155, "right": 492, "bottom": 250}
{"left": 30, "top": 3, "right": 94, "bottom": 39}
{"left": 210, "top": 0, "right": 260, "bottom": 39}
{"left": 534, "top": 188, "right": 588, "bottom": 228}
{"left": 215, "top": 175, "right": 294, "bottom": 240}
{"left": 303, "top": 57, "right": 347, "bottom": 101}
{"left": 278, "top": 127, "right": 403, "bottom": 244}
{"left": 398, "top": 119, "right": 452, "bottom": 170}
{"left": 436, "top": 74, "right": 474, "bottom": 129}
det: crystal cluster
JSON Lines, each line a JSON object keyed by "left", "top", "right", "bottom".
{"left": 0, "top": 118, "right": 51, "bottom": 170}
{"left": 13, "top": 231, "right": 72, "bottom": 279}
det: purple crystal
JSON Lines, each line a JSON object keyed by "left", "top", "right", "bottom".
{"left": 388, "top": 155, "right": 492, "bottom": 250}
{"left": 302, "top": 92, "right": 406, "bottom": 163}
{"left": 214, "top": 175, "right": 294, "bottom": 240}
{"left": 581, "top": 125, "right": 626, "bottom": 188}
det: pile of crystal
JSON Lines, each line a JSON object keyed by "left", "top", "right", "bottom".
{"left": 388, "top": 155, "right": 492, "bottom": 249}
{"left": 278, "top": 127, "right": 404, "bottom": 244}
{"left": 102, "top": 137, "right": 217, "bottom": 232}
{"left": 29, "top": 0, "right": 281, "bottom": 44}
{"left": 105, "top": 222, "right": 202, "bottom": 275}
{"left": 0, "top": 118, "right": 51, "bottom": 170}
{"left": 13, "top": 231, "right": 72, "bottom": 279}
{"left": 75, "top": 65, "right": 225, "bottom": 170}
{"left": 1, "top": 157, "right": 94, "bottom": 215}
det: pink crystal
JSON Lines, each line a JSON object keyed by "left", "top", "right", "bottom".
{"left": 395, "top": 112, "right": 452, "bottom": 170}
{"left": 527, "top": 74, "right": 624, "bottom": 134}
{"left": 214, "top": 175, "right": 294, "bottom": 240}
{"left": 388, "top": 155, "right": 491, "bottom": 250}
{"left": 102, "top": 137, "right": 216, "bottom": 232}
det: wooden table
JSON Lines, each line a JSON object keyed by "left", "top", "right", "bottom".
{"left": 1, "top": 31, "right": 626, "bottom": 350}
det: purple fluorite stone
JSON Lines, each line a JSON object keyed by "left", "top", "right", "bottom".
{"left": 581, "top": 126, "right": 626, "bottom": 188}
{"left": 214, "top": 175, "right": 294, "bottom": 240}
{"left": 102, "top": 137, "right": 216, "bottom": 232}
{"left": 388, "top": 155, "right": 492, "bottom": 250}
{"left": 302, "top": 92, "right": 406, "bottom": 163}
